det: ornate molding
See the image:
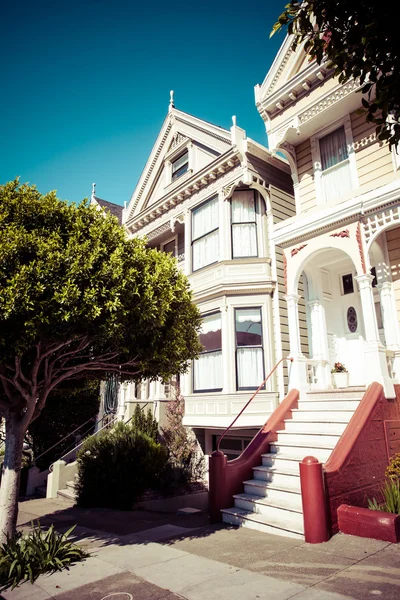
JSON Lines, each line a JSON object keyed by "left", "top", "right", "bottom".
{"left": 265, "top": 48, "right": 292, "bottom": 98}
{"left": 283, "top": 252, "right": 288, "bottom": 294}
{"left": 291, "top": 244, "right": 307, "bottom": 257}
{"left": 363, "top": 204, "right": 400, "bottom": 248}
{"left": 170, "top": 132, "right": 188, "bottom": 151}
{"left": 356, "top": 222, "right": 366, "bottom": 274}
{"left": 298, "top": 80, "right": 360, "bottom": 125}
{"left": 146, "top": 222, "right": 171, "bottom": 241}
{"left": 330, "top": 229, "right": 350, "bottom": 238}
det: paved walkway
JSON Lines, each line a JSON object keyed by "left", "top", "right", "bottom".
{"left": 2, "top": 497, "right": 400, "bottom": 600}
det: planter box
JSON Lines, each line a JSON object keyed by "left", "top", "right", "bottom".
{"left": 338, "top": 504, "right": 400, "bottom": 543}
{"left": 333, "top": 372, "right": 349, "bottom": 389}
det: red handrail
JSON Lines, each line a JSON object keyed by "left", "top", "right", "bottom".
{"left": 216, "top": 356, "right": 293, "bottom": 452}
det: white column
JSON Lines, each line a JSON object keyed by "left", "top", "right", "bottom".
{"left": 117, "top": 383, "right": 126, "bottom": 421}
{"left": 307, "top": 300, "right": 330, "bottom": 389}
{"left": 378, "top": 281, "right": 400, "bottom": 381}
{"left": 220, "top": 303, "right": 231, "bottom": 393}
{"left": 219, "top": 191, "right": 230, "bottom": 261}
{"left": 285, "top": 294, "right": 308, "bottom": 394}
{"left": 184, "top": 209, "right": 191, "bottom": 276}
{"left": 355, "top": 274, "right": 395, "bottom": 397}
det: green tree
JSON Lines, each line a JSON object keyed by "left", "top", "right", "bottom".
{"left": 0, "top": 180, "right": 202, "bottom": 542}
{"left": 272, "top": 1, "right": 399, "bottom": 148}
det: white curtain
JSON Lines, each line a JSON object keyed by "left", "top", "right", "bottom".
{"left": 236, "top": 347, "right": 264, "bottom": 389}
{"left": 322, "top": 161, "right": 352, "bottom": 202}
{"left": 192, "top": 197, "right": 219, "bottom": 270}
{"left": 231, "top": 192, "right": 257, "bottom": 258}
{"left": 194, "top": 351, "right": 223, "bottom": 391}
{"left": 192, "top": 197, "right": 219, "bottom": 239}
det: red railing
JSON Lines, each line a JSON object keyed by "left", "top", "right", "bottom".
{"left": 216, "top": 356, "right": 293, "bottom": 452}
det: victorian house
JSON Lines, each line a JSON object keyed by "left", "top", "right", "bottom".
{"left": 108, "top": 94, "right": 299, "bottom": 457}
{"left": 255, "top": 36, "right": 400, "bottom": 401}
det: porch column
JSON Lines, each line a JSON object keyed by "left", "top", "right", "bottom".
{"left": 378, "top": 281, "right": 400, "bottom": 381}
{"left": 285, "top": 294, "right": 308, "bottom": 394}
{"left": 220, "top": 304, "right": 231, "bottom": 393}
{"left": 355, "top": 274, "right": 395, "bottom": 397}
{"left": 123, "top": 381, "right": 138, "bottom": 421}
{"left": 117, "top": 383, "right": 127, "bottom": 421}
{"left": 307, "top": 300, "right": 330, "bottom": 389}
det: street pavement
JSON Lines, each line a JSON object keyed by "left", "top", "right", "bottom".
{"left": 2, "top": 497, "right": 400, "bottom": 600}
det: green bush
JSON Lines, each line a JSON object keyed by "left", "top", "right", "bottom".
{"left": 76, "top": 421, "right": 168, "bottom": 509}
{"left": 368, "top": 479, "right": 400, "bottom": 514}
{"left": 0, "top": 523, "right": 87, "bottom": 592}
{"left": 131, "top": 404, "right": 158, "bottom": 441}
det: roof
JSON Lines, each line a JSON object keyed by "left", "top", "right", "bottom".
{"left": 93, "top": 197, "right": 124, "bottom": 225}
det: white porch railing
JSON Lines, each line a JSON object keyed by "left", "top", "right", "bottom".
{"left": 306, "top": 358, "right": 330, "bottom": 389}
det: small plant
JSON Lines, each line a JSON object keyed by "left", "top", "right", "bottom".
{"left": 0, "top": 523, "right": 87, "bottom": 592}
{"left": 331, "top": 362, "right": 348, "bottom": 373}
{"left": 385, "top": 452, "right": 400, "bottom": 483}
{"left": 131, "top": 404, "right": 158, "bottom": 441}
{"left": 368, "top": 479, "right": 400, "bottom": 514}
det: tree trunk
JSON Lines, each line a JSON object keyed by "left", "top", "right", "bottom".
{"left": 0, "top": 416, "right": 26, "bottom": 543}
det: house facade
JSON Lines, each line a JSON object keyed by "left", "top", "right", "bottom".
{"left": 107, "top": 96, "right": 302, "bottom": 457}
{"left": 255, "top": 36, "right": 400, "bottom": 400}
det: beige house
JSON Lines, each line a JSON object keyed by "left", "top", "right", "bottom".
{"left": 255, "top": 35, "right": 400, "bottom": 399}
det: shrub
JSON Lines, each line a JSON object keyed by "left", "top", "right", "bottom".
{"left": 160, "top": 391, "right": 205, "bottom": 492}
{"left": 368, "top": 479, "right": 400, "bottom": 514}
{"left": 131, "top": 404, "right": 158, "bottom": 441}
{"left": 0, "top": 523, "right": 87, "bottom": 592}
{"left": 385, "top": 452, "right": 400, "bottom": 483}
{"left": 76, "top": 421, "right": 167, "bottom": 509}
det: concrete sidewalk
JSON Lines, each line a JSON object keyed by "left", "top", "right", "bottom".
{"left": 2, "top": 497, "right": 400, "bottom": 600}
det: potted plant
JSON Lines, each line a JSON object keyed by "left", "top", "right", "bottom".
{"left": 331, "top": 362, "right": 349, "bottom": 388}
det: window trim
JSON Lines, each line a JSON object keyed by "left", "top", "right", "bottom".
{"left": 191, "top": 195, "right": 219, "bottom": 272}
{"left": 161, "top": 235, "right": 178, "bottom": 257}
{"left": 340, "top": 272, "right": 355, "bottom": 296}
{"left": 230, "top": 189, "right": 259, "bottom": 259}
{"left": 234, "top": 306, "right": 265, "bottom": 391}
{"left": 311, "top": 116, "right": 358, "bottom": 205}
{"left": 171, "top": 150, "right": 189, "bottom": 182}
{"left": 193, "top": 310, "right": 223, "bottom": 394}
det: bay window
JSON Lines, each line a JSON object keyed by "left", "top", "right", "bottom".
{"left": 192, "top": 196, "right": 219, "bottom": 271}
{"left": 319, "top": 126, "right": 353, "bottom": 202}
{"left": 193, "top": 312, "right": 223, "bottom": 392}
{"left": 231, "top": 190, "right": 258, "bottom": 258}
{"left": 235, "top": 308, "right": 264, "bottom": 390}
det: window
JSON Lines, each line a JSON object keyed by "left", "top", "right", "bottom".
{"left": 161, "top": 238, "right": 176, "bottom": 257}
{"left": 231, "top": 191, "right": 258, "bottom": 258}
{"left": 172, "top": 151, "right": 189, "bottom": 181}
{"left": 342, "top": 273, "right": 354, "bottom": 295}
{"left": 192, "top": 196, "right": 219, "bottom": 271}
{"left": 212, "top": 435, "right": 252, "bottom": 461}
{"left": 319, "top": 126, "right": 353, "bottom": 202}
{"left": 193, "top": 312, "right": 223, "bottom": 392}
{"left": 235, "top": 308, "right": 264, "bottom": 390}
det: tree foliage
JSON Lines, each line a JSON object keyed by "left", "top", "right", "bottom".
{"left": 0, "top": 179, "right": 202, "bottom": 540}
{"left": 272, "top": 1, "right": 400, "bottom": 148}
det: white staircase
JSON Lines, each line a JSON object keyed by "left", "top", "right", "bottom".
{"left": 221, "top": 388, "right": 365, "bottom": 539}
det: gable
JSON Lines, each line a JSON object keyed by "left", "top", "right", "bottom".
{"left": 125, "top": 108, "right": 232, "bottom": 220}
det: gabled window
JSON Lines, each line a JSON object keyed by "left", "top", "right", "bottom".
{"left": 192, "top": 196, "right": 219, "bottom": 271}
{"left": 235, "top": 308, "right": 264, "bottom": 390}
{"left": 172, "top": 151, "right": 189, "bottom": 181}
{"left": 193, "top": 312, "right": 223, "bottom": 392}
{"left": 231, "top": 191, "right": 258, "bottom": 258}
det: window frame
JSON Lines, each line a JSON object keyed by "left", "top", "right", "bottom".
{"left": 193, "top": 310, "right": 223, "bottom": 393}
{"left": 191, "top": 195, "right": 219, "bottom": 272}
{"left": 311, "top": 116, "right": 358, "bottom": 205}
{"left": 234, "top": 306, "right": 265, "bottom": 391}
{"left": 160, "top": 235, "right": 178, "bottom": 257}
{"left": 341, "top": 272, "right": 355, "bottom": 296}
{"left": 171, "top": 150, "right": 189, "bottom": 182}
{"left": 230, "top": 189, "right": 259, "bottom": 259}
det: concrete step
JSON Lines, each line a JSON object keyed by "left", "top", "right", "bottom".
{"left": 233, "top": 493, "right": 303, "bottom": 523}
{"left": 252, "top": 466, "right": 300, "bottom": 489}
{"left": 221, "top": 507, "right": 304, "bottom": 539}
{"left": 276, "top": 431, "right": 341, "bottom": 446}
{"left": 305, "top": 388, "right": 364, "bottom": 400}
{"left": 57, "top": 488, "right": 76, "bottom": 500}
{"left": 261, "top": 453, "right": 302, "bottom": 471}
{"left": 243, "top": 478, "right": 303, "bottom": 505}
{"left": 298, "top": 400, "right": 360, "bottom": 411}
{"left": 270, "top": 442, "right": 334, "bottom": 462}
{"left": 291, "top": 410, "right": 355, "bottom": 422}
{"left": 282, "top": 420, "right": 348, "bottom": 434}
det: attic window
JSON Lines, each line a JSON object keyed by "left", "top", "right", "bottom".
{"left": 172, "top": 151, "right": 189, "bottom": 181}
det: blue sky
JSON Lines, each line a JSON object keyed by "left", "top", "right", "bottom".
{"left": 0, "top": 0, "right": 285, "bottom": 206}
